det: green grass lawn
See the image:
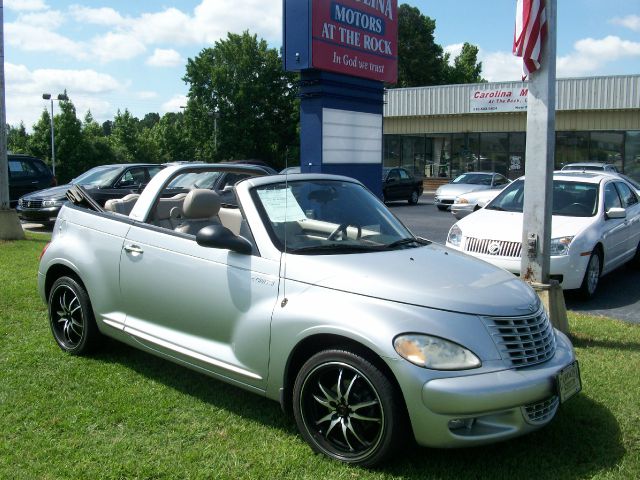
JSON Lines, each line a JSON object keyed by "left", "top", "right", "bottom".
{"left": 1, "top": 233, "right": 639, "bottom": 479}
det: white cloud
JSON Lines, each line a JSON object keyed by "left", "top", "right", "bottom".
{"left": 479, "top": 51, "right": 523, "bottom": 82}
{"left": 146, "top": 49, "right": 184, "bottom": 68}
{"left": 5, "top": 22, "right": 86, "bottom": 59}
{"left": 5, "top": 0, "right": 48, "bottom": 11}
{"left": 161, "top": 94, "right": 188, "bottom": 114}
{"left": 69, "top": 5, "right": 126, "bottom": 27}
{"left": 5, "top": 63, "right": 122, "bottom": 128}
{"left": 444, "top": 43, "right": 464, "bottom": 65}
{"left": 137, "top": 91, "right": 158, "bottom": 100}
{"left": 611, "top": 15, "right": 640, "bottom": 32}
{"left": 557, "top": 36, "right": 640, "bottom": 77}
{"left": 18, "top": 10, "right": 64, "bottom": 29}
{"left": 89, "top": 33, "right": 147, "bottom": 63}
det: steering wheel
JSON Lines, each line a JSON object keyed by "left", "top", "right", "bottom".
{"left": 327, "top": 223, "right": 362, "bottom": 241}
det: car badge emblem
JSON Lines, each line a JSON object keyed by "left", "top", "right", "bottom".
{"left": 487, "top": 241, "right": 501, "bottom": 255}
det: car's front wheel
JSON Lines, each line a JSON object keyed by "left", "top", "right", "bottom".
{"left": 48, "top": 276, "right": 100, "bottom": 355}
{"left": 293, "top": 349, "right": 406, "bottom": 466}
{"left": 408, "top": 190, "right": 420, "bottom": 205}
{"left": 579, "top": 249, "right": 601, "bottom": 299}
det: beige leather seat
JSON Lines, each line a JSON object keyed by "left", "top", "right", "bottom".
{"left": 153, "top": 193, "right": 187, "bottom": 229}
{"left": 174, "top": 189, "right": 221, "bottom": 235}
{"left": 104, "top": 194, "right": 140, "bottom": 215}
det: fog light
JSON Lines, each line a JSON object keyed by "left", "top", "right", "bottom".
{"left": 448, "top": 418, "right": 476, "bottom": 431}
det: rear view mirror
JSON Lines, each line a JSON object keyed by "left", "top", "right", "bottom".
{"left": 605, "top": 207, "right": 626, "bottom": 219}
{"left": 196, "top": 225, "right": 252, "bottom": 254}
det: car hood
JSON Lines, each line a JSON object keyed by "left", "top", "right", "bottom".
{"left": 436, "top": 184, "right": 488, "bottom": 196}
{"left": 21, "top": 184, "right": 72, "bottom": 200}
{"left": 455, "top": 208, "right": 594, "bottom": 240}
{"left": 283, "top": 243, "right": 539, "bottom": 317}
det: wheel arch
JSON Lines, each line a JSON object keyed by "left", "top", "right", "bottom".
{"left": 44, "top": 263, "right": 86, "bottom": 301}
{"left": 280, "top": 333, "right": 407, "bottom": 418}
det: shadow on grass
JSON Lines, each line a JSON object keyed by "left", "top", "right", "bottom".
{"left": 571, "top": 336, "right": 640, "bottom": 353}
{"left": 92, "top": 340, "right": 623, "bottom": 479}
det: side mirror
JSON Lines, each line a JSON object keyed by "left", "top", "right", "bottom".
{"left": 605, "top": 207, "right": 626, "bottom": 220}
{"left": 196, "top": 224, "right": 252, "bottom": 254}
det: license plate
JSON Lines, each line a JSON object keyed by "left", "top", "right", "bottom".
{"left": 557, "top": 361, "right": 582, "bottom": 403}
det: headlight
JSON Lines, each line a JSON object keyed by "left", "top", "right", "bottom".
{"left": 394, "top": 334, "right": 481, "bottom": 370}
{"left": 550, "top": 236, "right": 574, "bottom": 256}
{"left": 18, "top": 198, "right": 24, "bottom": 207}
{"left": 447, "top": 224, "right": 463, "bottom": 247}
{"left": 42, "top": 200, "right": 63, "bottom": 207}
{"left": 455, "top": 197, "right": 469, "bottom": 205}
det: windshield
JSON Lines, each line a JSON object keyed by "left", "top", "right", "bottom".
{"left": 167, "top": 171, "right": 222, "bottom": 189}
{"left": 486, "top": 179, "right": 599, "bottom": 217}
{"left": 253, "top": 180, "right": 424, "bottom": 254}
{"left": 72, "top": 166, "right": 123, "bottom": 187}
{"left": 452, "top": 173, "right": 492, "bottom": 185}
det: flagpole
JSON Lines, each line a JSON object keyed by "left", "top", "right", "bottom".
{"left": 519, "top": 0, "right": 568, "bottom": 332}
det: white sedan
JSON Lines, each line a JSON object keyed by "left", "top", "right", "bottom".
{"left": 451, "top": 187, "right": 506, "bottom": 219}
{"left": 446, "top": 172, "right": 640, "bottom": 298}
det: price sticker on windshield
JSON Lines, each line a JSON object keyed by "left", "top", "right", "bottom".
{"left": 257, "top": 187, "right": 307, "bottom": 223}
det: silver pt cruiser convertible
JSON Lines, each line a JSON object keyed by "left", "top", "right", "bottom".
{"left": 38, "top": 164, "right": 581, "bottom": 466}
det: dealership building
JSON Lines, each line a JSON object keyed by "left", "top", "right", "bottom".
{"left": 382, "top": 74, "right": 640, "bottom": 185}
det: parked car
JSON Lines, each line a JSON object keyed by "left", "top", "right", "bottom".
{"left": 39, "top": 163, "right": 581, "bottom": 466}
{"left": 7, "top": 154, "right": 55, "bottom": 207}
{"left": 451, "top": 186, "right": 507, "bottom": 219}
{"left": 561, "top": 162, "right": 619, "bottom": 173}
{"left": 434, "top": 172, "right": 510, "bottom": 211}
{"left": 382, "top": 167, "right": 423, "bottom": 204}
{"left": 17, "top": 163, "right": 164, "bottom": 225}
{"left": 446, "top": 172, "right": 640, "bottom": 298}
{"left": 280, "top": 166, "right": 301, "bottom": 175}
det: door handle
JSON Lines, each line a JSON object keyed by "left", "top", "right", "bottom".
{"left": 124, "top": 244, "right": 144, "bottom": 254}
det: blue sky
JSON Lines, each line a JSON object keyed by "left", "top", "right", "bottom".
{"left": 4, "top": 0, "right": 640, "bottom": 129}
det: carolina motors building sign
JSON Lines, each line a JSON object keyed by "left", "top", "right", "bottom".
{"left": 470, "top": 87, "right": 528, "bottom": 113}
{"left": 284, "top": 0, "right": 398, "bottom": 83}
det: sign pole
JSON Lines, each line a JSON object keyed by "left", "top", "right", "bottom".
{"left": 519, "top": 0, "right": 567, "bottom": 332}
{"left": 0, "top": 0, "right": 26, "bottom": 239}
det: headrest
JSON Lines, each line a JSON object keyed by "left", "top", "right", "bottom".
{"left": 182, "top": 189, "right": 221, "bottom": 219}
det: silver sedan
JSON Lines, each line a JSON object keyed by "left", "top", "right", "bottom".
{"left": 435, "top": 172, "right": 510, "bottom": 211}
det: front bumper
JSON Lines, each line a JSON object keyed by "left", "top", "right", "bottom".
{"left": 393, "top": 330, "right": 577, "bottom": 448}
{"left": 451, "top": 203, "right": 475, "bottom": 219}
{"left": 16, "top": 205, "right": 62, "bottom": 223}
{"left": 449, "top": 250, "right": 588, "bottom": 291}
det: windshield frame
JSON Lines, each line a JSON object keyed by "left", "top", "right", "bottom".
{"left": 250, "top": 179, "right": 420, "bottom": 254}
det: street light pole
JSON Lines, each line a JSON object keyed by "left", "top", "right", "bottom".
{"left": 42, "top": 93, "right": 68, "bottom": 178}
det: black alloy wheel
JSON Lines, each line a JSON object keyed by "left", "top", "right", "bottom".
{"left": 293, "top": 349, "right": 405, "bottom": 466}
{"left": 48, "top": 276, "right": 100, "bottom": 355}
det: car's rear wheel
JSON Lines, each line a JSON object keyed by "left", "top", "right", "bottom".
{"left": 48, "top": 276, "right": 100, "bottom": 355}
{"left": 292, "top": 349, "right": 405, "bottom": 466}
{"left": 408, "top": 190, "right": 419, "bottom": 205}
{"left": 579, "top": 249, "right": 601, "bottom": 299}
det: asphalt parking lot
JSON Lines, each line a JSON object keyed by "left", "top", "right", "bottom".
{"left": 388, "top": 194, "right": 640, "bottom": 325}
{"left": 22, "top": 195, "right": 639, "bottom": 324}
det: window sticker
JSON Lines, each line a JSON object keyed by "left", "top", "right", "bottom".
{"left": 257, "top": 187, "right": 306, "bottom": 222}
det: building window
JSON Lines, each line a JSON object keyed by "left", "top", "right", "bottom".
{"left": 479, "top": 133, "right": 509, "bottom": 176}
{"left": 401, "top": 135, "right": 427, "bottom": 177}
{"left": 556, "top": 132, "right": 589, "bottom": 166}
{"left": 625, "top": 131, "right": 640, "bottom": 179}
{"left": 590, "top": 131, "right": 624, "bottom": 171}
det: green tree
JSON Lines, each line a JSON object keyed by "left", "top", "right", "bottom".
{"left": 82, "top": 111, "right": 117, "bottom": 171}
{"left": 28, "top": 110, "right": 53, "bottom": 164}
{"left": 54, "top": 97, "right": 85, "bottom": 182}
{"left": 150, "top": 112, "right": 195, "bottom": 163}
{"left": 183, "top": 31, "right": 298, "bottom": 167}
{"left": 396, "top": 4, "right": 447, "bottom": 87}
{"left": 6, "top": 122, "right": 30, "bottom": 153}
{"left": 110, "top": 109, "right": 140, "bottom": 163}
{"left": 446, "top": 42, "right": 484, "bottom": 84}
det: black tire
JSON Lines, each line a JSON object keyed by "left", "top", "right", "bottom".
{"left": 48, "top": 276, "right": 100, "bottom": 355}
{"left": 292, "top": 349, "right": 406, "bottom": 467}
{"left": 578, "top": 249, "right": 601, "bottom": 299}
{"left": 633, "top": 242, "right": 640, "bottom": 268}
{"left": 408, "top": 190, "right": 420, "bottom": 205}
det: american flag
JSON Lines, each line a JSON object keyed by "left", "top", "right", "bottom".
{"left": 513, "top": 0, "right": 547, "bottom": 80}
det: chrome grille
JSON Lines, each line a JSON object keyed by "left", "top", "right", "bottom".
{"left": 523, "top": 396, "right": 559, "bottom": 425}
{"left": 464, "top": 237, "right": 522, "bottom": 257}
{"left": 483, "top": 308, "right": 556, "bottom": 368}
{"left": 24, "top": 199, "right": 44, "bottom": 209}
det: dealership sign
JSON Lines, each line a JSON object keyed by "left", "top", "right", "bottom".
{"left": 470, "top": 87, "right": 528, "bottom": 113}
{"left": 284, "top": 0, "right": 398, "bottom": 83}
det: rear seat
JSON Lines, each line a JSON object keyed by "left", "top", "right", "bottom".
{"left": 152, "top": 193, "right": 187, "bottom": 229}
{"left": 104, "top": 194, "right": 140, "bottom": 215}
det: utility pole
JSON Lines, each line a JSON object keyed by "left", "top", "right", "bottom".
{"left": 519, "top": 0, "right": 567, "bottom": 332}
{"left": 0, "top": 0, "right": 26, "bottom": 240}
